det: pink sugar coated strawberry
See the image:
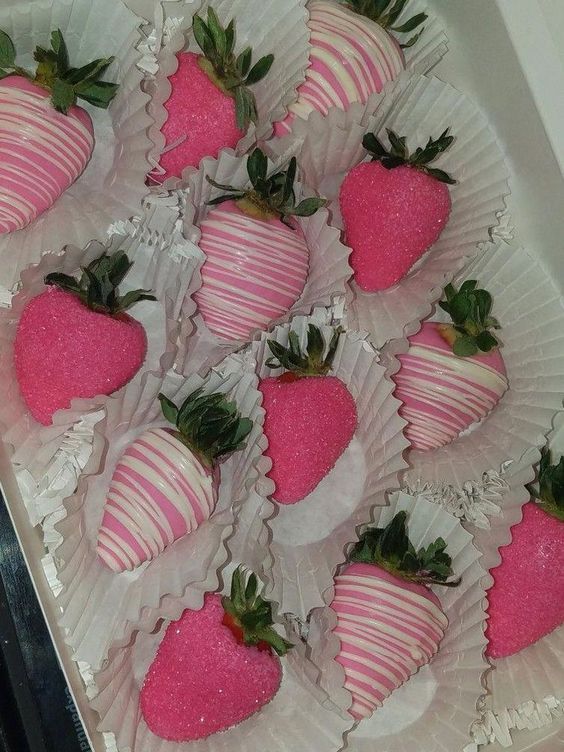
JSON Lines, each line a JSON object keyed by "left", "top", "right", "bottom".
{"left": 14, "top": 251, "right": 154, "bottom": 425}
{"left": 259, "top": 325, "right": 357, "bottom": 504}
{"left": 486, "top": 449, "right": 564, "bottom": 658}
{"left": 155, "top": 10, "right": 274, "bottom": 180}
{"left": 339, "top": 129, "right": 455, "bottom": 292}
{"left": 140, "top": 569, "right": 291, "bottom": 741}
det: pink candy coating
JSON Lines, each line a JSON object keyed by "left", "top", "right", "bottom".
{"left": 157, "top": 52, "right": 244, "bottom": 180}
{"left": 14, "top": 287, "right": 147, "bottom": 425}
{"left": 260, "top": 375, "right": 357, "bottom": 504}
{"left": 140, "top": 594, "right": 282, "bottom": 741}
{"left": 339, "top": 161, "right": 451, "bottom": 291}
{"left": 486, "top": 502, "right": 564, "bottom": 658}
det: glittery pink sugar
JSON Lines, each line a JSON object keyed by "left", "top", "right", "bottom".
{"left": 260, "top": 375, "right": 357, "bottom": 504}
{"left": 339, "top": 161, "right": 451, "bottom": 292}
{"left": 140, "top": 594, "right": 282, "bottom": 741}
{"left": 14, "top": 287, "right": 147, "bottom": 425}
{"left": 157, "top": 52, "right": 244, "bottom": 180}
{"left": 486, "top": 502, "right": 564, "bottom": 658}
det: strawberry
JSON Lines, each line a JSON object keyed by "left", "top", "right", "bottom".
{"left": 194, "top": 148, "right": 326, "bottom": 341}
{"left": 393, "top": 281, "right": 508, "bottom": 451}
{"left": 156, "top": 9, "right": 274, "bottom": 180}
{"left": 0, "top": 29, "right": 118, "bottom": 233}
{"left": 486, "top": 448, "right": 564, "bottom": 658}
{"left": 339, "top": 128, "right": 455, "bottom": 291}
{"left": 96, "top": 389, "right": 252, "bottom": 572}
{"left": 331, "top": 511, "right": 459, "bottom": 719}
{"left": 140, "top": 567, "right": 292, "bottom": 741}
{"left": 274, "top": 0, "right": 426, "bottom": 137}
{"left": 259, "top": 325, "right": 357, "bottom": 504}
{"left": 14, "top": 251, "right": 154, "bottom": 426}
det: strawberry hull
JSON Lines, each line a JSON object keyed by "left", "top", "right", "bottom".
{"left": 332, "top": 562, "right": 447, "bottom": 719}
{"left": 97, "top": 427, "right": 218, "bottom": 572}
{"left": 0, "top": 75, "right": 94, "bottom": 232}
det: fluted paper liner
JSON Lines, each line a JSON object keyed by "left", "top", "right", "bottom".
{"left": 52, "top": 351, "right": 270, "bottom": 671}
{"left": 0, "top": 215, "right": 203, "bottom": 531}
{"left": 242, "top": 310, "right": 408, "bottom": 618}
{"left": 308, "top": 492, "right": 489, "bottom": 752}
{"left": 266, "top": 73, "right": 510, "bottom": 349}
{"left": 90, "top": 567, "right": 352, "bottom": 752}
{"left": 176, "top": 150, "right": 352, "bottom": 374}
{"left": 146, "top": 0, "right": 310, "bottom": 184}
{"left": 0, "top": 0, "right": 155, "bottom": 292}
{"left": 403, "top": 241, "right": 564, "bottom": 488}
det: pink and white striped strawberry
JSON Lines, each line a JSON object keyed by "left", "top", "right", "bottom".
{"left": 274, "top": 0, "right": 426, "bottom": 137}
{"left": 486, "top": 448, "right": 564, "bottom": 659}
{"left": 140, "top": 567, "right": 292, "bottom": 741}
{"left": 156, "top": 9, "right": 274, "bottom": 180}
{"left": 393, "top": 281, "right": 508, "bottom": 451}
{"left": 0, "top": 28, "right": 118, "bottom": 232}
{"left": 14, "top": 251, "right": 154, "bottom": 426}
{"left": 96, "top": 388, "right": 252, "bottom": 572}
{"left": 331, "top": 511, "right": 459, "bottom": 719}
{"left": 340, "top": 128, "right": 455, "bottom": 291}
{"left": 194, "top": 148, "right": 326, "bottom": 341}
{"left": 260, "top": 325, "right": 357, "bottom": 504}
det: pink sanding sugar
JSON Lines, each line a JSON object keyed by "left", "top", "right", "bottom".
{"left": 158, "top": 52, "right": 244, "bottom": 180}
{"left": 260, "top": 375, "right": 358, "bottom": 504}
{"left": 339, "top": 161, "right": 451, "bottom": 292}
{"left": 14, "top": 287, "right": 147, "bottom": 425}
{"left": 486, "top": 502, "right": 564, "bottom": 659}
{"left": 140, "top": 594, "right": 282, "bottom": 741}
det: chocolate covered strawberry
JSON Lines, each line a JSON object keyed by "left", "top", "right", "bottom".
{"left": 274, "top": 0, "right": 426, "bottom": 136}
{"left": 393, "top": 281, "right": 508, "bottom": 450}
{"left": 140, "top": 567, "right": 292, "bottom": 741}
{"left": 194, "top": 148, "right": 326, "bottom": 341}
{"left": 340, "top": 128, "right": 455, "bottom": 291}
{"left": 96, "top": 388, "right": 252, "bottom": 572}
{"left": 486, "top": 448, "right": 564, "bottom": 659}
{"left": 260, "top": 325, "right": 357, "bottom": 504}
{"left": 14, "top": 251, "right": 154, "bottom": 426}
{"left": 156, "top": 9, "right": 274, "bottom": 180}
{"left": 0, "top": 29, "right": 118, "bottom": 232}
{"left": 331, "top": 511, "right": 459, "bottom": 719}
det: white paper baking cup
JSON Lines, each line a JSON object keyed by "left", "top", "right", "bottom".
{"left": 0, "top": 227, "right": 202, "bottom": 531}
{"left": 266, "top": 72, "right": 510, "bottom": 349}
{"left": 308, "top": 491, "right": 489, "bottom": 752}
{"left": 145, "top": 0, "right": 310, "bottom": 184}
{"left": 0, "top": 0, "right": 155, "bottom": 292}
{"left": 89, "top": 567, "right": 352, "bottom": 752}
{"left": 176, "top": 149, "right": 352, "bottom": 374}
{"left": 241, "top": 309, "right": 408, "bottom": 619}
{"left": 402, "top": 241, "right": 564, "bottom": 489}
{"left": 52, "top": 351, "right": 270, "bottom": 671}
{"left": 474, "top": 720, "right": 564, "bottom": 752}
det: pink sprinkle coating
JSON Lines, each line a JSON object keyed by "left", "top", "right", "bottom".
{"left": 260, "top": 375, "right": 357, "bottom": 504}
{"left": 140, "top": 594, "right": 282, "bottom": 741}
{"left": 14, "top": 287, "right": 147, "bottom": 425}
{"left": 339, "top": 161, "right": 451, "bottom": 291}
{"left": 486, "top": 502, "right": 564, "bottom": 659}
{"left": 158, "top": 52, "right": 244, "bottom": 180}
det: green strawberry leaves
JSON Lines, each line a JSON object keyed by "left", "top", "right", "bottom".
{"left": 344, "top": 0, "right": 427, "bottom": 48}
{"left": 265, "top": 324, "right": 343, "bottom": 377}
{"left": 527, "top": 447, "right": 564, "bottom": 522}
{"left": 439, "top": 280, "right": 501, "bottom": 357}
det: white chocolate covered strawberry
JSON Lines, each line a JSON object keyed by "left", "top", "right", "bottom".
{"left": 194, "top": 149, "right": 326, "bottom": 341}
{"left": 96, "top": 389, "right": 252, "bottom": 572}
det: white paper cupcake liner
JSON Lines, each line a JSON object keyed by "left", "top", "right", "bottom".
{"left": 89, "top": 567, "right": 352, "bottom": 752}
{"left": 145, "top": 0, "right": 310, "bottom": 184}
{"left": 308, "top": 491, "right": 489, "bottom": 752}
{"left": 176, "top": 149, "right": 352, "bottom": 374}
{"left": 51, "top": 350, "right": 269, "bottom": 671}
{"left": 0, "top": 0, "right": 155, "bottom": 292}
{"left": 402, "top": 241, "right": 564, "bottom": 489}
{"left": 472, "top": 697, "right": 564, "bottom": 749}
{"left": 240, "top": 309, "right": 408, "bottom": 619}
{"left": 266, "top": 72, "right": 510, "bottom": 349}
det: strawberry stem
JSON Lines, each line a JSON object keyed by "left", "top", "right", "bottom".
{"left": 438, "top": 280, "right": 501, "bottom": 357}
{"left": 266, "top": 325, "right": 342, "bottom": 377}
{"left": 526, "top": 447, "right": 564, "bottom": 522}
{"left": 343, "top": 0, "right": 427, "bottom": 48}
